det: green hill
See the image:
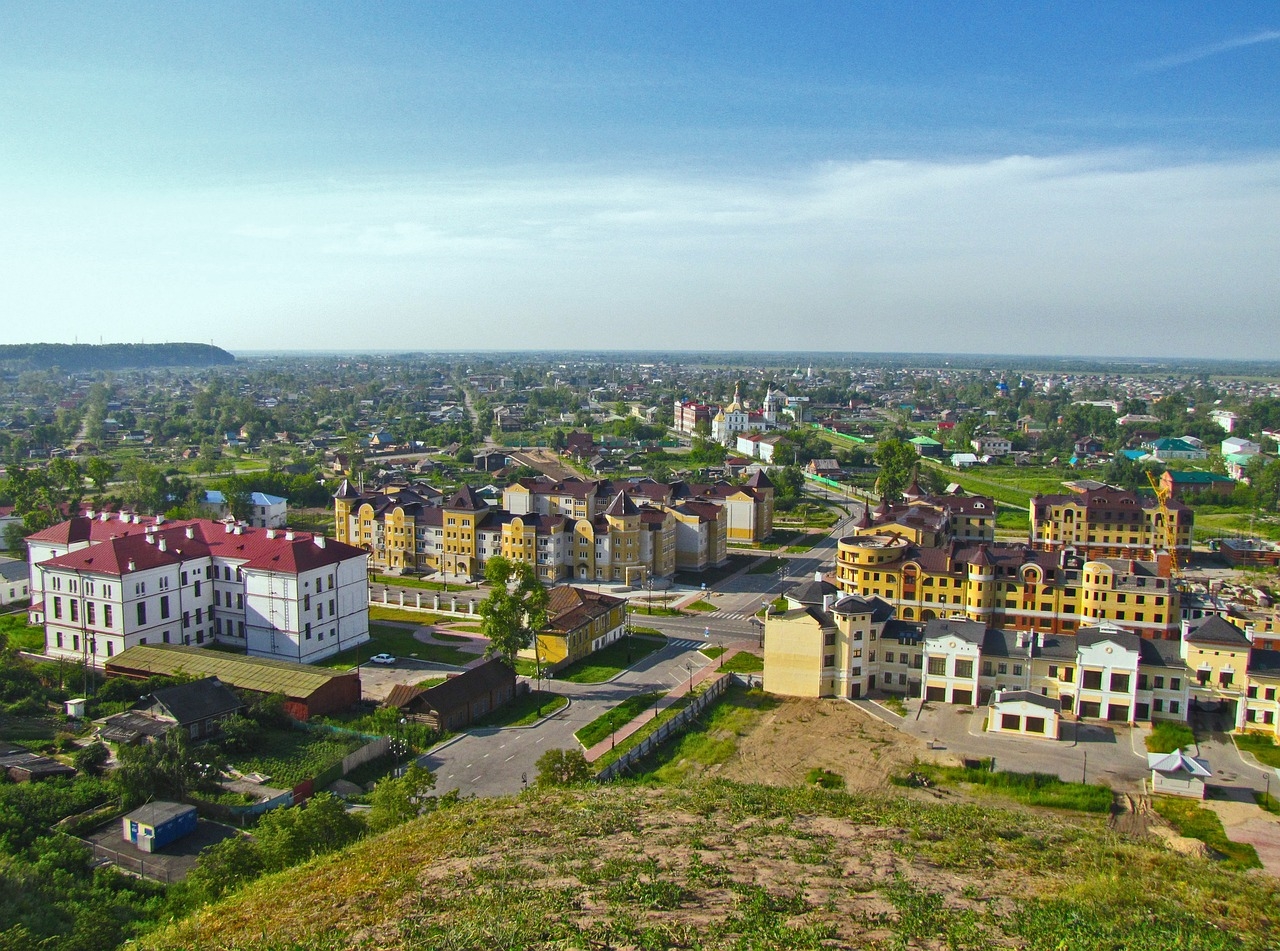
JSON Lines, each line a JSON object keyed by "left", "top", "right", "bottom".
{"left": 0, "top": 342, "right": 234, "bottom": 371}
{"left": 141, "top": 780, "right": 1277, "bottom": 950}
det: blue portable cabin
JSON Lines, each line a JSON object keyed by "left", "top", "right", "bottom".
{"left": 122, "top": 801, "right": 198, "bottom": 853}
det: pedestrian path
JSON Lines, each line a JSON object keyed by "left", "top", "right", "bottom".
{"left": 584, "top": 649, "right": 740, "bottom": 762}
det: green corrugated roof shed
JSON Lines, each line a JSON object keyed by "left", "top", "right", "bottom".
{"left": 106, "top": 645, "right": 349, "bottom": 697}
{"left": 909, "top": 435, "right": 942, "bottom": 446}
{"left": 1167, "top": 470, "right": 1233, "bottom": 484}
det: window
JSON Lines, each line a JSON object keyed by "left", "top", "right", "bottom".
{"left": 1154, "top": 698, "right": 1164, "bottom": 713}
{"left": 1082, "top": 670, "right": 1103, "bottom": 690}
{"left": 1001, "top": 713, "right": 1020, "bottom": 730}
{"left": 824, "top": 631, "right": 836, "bottom": 647}
{"left": 1170, "top": 677, "right": 1181, "bottom": 690}
{"left": 997, "top": 662, "right": 1008, "bottom": 675}
{"left": 137, "top": 602, "right": 147, "bottom": 625}
{"left": 1110, "top": 673, "right": 1130, "bottom": 693}
{"left": 160, "top": 595, "right": 170, "bottom": 619}
{"left": 927, "top": 657, "right": 945, "bottom": 675}
{"left": 194, "top": 581, "right": 201, "bottom": 597}
{"left": 1154, "top": 675, "right": 1164, "bottom": 689}
{"left": 1219, "top": 671, "right": 1234, "bottom": 688}
{"left": 1025, "top": 717, "right": 1045, "bottom": 734}
{"left": 823, "top": 653, "right": 835, "bottom": 668}
{"left": 53, "top": 597, "right": 62, "bottom": 620}
{"left": 982, "top": 661, "right": 994, "bottom": 676}
{"left": 1012, "top": 664, "right": 1022, "bottom": 676}
{"left": 1170, "top": 701, "right": 1180, "bottom": 715}
{"left": 70, "top": 600, "right": 78, "bottom": 622}
{"left": 104, "top": 604, "right": 113, "bottom": 628}
{"left": 86, "top": 602, "right": 96, "bottom": 626}
{"left": 954, "top": 659, "right": 974, "bottom": 679}
{"left": 1048, "top": 664, "right": 1058, "bottom": 678}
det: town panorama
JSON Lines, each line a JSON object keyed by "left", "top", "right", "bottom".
{"left": 3, "top": 345, "right": 1280, "bottom": 946}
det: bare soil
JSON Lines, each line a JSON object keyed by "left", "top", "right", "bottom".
{"left": 714, "top": 697, "right": 930, "bottom": 790}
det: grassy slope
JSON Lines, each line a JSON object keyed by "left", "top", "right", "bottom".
{"left": 141, "top": 781, "right": 1280, "bottom": 951}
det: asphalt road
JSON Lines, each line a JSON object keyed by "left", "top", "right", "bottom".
{"left": 419, "top": 637, "right": 711, "bottom": 798}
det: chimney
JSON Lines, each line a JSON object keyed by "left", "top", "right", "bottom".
{"left": 145, "top": 534, "right": 155, "bottom": 545}
{"left": 284, "top": 530, "right": 294, "bottom": 541}
{"left": 266, "top": 529, "right": 276, "bottom": 540}
{"left": 86, "top": 508, "right": 95, "bottom": 519}
{"left": 313, "top": 535, "right": 326, "bottom": 548}
{"left": 234, "top": 525, "right": 243, "bottom": 535}
{"left": 119, "top": 511, "right": 128, "bottom": 522}
{"left": 127, "top": 559, "right": 135, "bottom": 572}
{"left": 132, "top": 514, "right": 140, "bottom": 524}
{"left": 1036, "top": 631, "right": 1045, "bottom": 648}
{"left": 155, "top": 515, "right": 164, "bottom": 526}
{"left": 100, "top": 512, "right": 110, "bottom": 522}
{"left": 822, "top": 594, "right": 834, "bottom": 613}
{"left": 185, "top": 526, "right": 195, "bottom": 539}
{"left": 814, "top": 570, "right": 823, "bottom": 583}
{"left": 1016, "top": 631, "right": 1026, "bottom": 648}
{"left": 158, "top": 538, "right": 167, "bottom": 552}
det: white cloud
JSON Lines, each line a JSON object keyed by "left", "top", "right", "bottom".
{"left": 1137, "top": 29, "right": 1280, "bottom": 72}
{"left": 1, "top": 152, "right": 1278, "bottom": 357}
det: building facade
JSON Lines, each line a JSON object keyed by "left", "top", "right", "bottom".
{"left": 28, "top": 514, "right": 369, "bottom": 666}
{"left": 1030, "top": 484, "right": 1194, "bottom": 562}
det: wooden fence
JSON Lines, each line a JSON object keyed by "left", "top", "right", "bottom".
{"left": 597, "top": 673, "right": 731, "bottom": 781}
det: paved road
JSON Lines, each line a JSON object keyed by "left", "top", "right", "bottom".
{"left": 419, "top": 638, "right": 710, "bottom": 797}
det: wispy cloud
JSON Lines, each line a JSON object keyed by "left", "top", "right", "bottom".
{"left": 1137, "top": 29, "right": 1280, "bottom": 72}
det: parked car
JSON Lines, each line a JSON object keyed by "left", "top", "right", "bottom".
{"left": 370, "top": 653, "right": 397, "bottom": 665}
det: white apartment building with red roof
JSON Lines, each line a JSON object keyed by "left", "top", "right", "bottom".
{"left": 27, "top": 512, "right": 369, "bottom": 667}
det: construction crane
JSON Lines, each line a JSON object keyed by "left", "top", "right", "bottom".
{"left": 1146, "top": 471, "right": 1180, "bottom": 578}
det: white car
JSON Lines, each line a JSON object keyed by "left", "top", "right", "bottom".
{"left": 369, "top": 653, "right": 397, "bottom": 665}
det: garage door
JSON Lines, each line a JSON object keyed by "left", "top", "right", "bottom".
{"left": 951, "top": 689, "right": 973, "bottom": 706}
{"left": 925, "top": 686, "right": 946, "bottom": 702}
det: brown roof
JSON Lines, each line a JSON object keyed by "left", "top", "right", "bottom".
{"left": 545, "top": 585, "right": 625, "bottom": 634}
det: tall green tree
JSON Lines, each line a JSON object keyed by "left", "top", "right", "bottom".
{"left": 479, "top": 556, "right": 550, "bottom": 667}
{"left": 367, "top": 763, "right": 438, "bottom": 833}
{"left": 873, "top": 438, "right": 918, "bottom": 503}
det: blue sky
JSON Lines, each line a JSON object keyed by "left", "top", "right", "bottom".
{"left": 2, "top": 3, "right": 1278, "bottom": 357}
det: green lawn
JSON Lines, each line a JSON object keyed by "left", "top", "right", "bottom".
{"left": 748, "top": 556, "right": 787, "bottom": 574}
{"left": 1151, "top": 796, "right": 1262, "bottom": 869}
{"left": 685, "top": 599, "right": 716, "bottom": 612}
{"left": 0, "top": 614, "right": 45, "bottom": 653}
{"left": 230, "top": 728, "right": 364, "bottom": 788}
{"left": 630, "top": 605, "right": 686, "bottom": 617}
{"left": 574, "top": 691, "right": 665, "bottom": 748}
{"left": 372, "top": 574, "right": 457, "bottom": 591}
{"left": 474, "top": 690, "right": 567, "bottom": 728}
{"left": 1146, "top": 721, "right": 1196, "bottom": 753}
{"left": 316, "top": 623, "right": 475, "bottom": 670}
{"left": 368, "top": 606, "right": 450, "bottom": 625}
{"left": 1233, "top": 731, "right": 1280, "bottom": 767}
{"left": 700, "top": 646, "right": 726, "bottom": 660}
{"left": 636, "top": 686, "right": 779, "bottom": 784}
{"left": 720, "top": 652, "right": 764, "bottom": 674}
{"left": 905, "top": 761, "right": 1113, "bottom": 812}
{"left": 593, "top": 686, "right": 708, "bottom": 771}
{"left": 556, "top": 634, "right": 666, "bottom": 684}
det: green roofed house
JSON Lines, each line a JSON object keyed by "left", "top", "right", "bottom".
{"left": 104, "top": 644, "right": 360, "bottom": 720}
{"left": 1159, "top": 469, "right": 1235, "bottom": 499}
{"left": 908, "top": 435, "right": 944, "bottom": 458}
{"left": 1144, "top": 437, "right": 1208, "bottom": 461}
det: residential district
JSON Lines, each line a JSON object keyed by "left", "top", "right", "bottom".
{"left": 3, "top": 347, "right": 1280, "bottom": 945}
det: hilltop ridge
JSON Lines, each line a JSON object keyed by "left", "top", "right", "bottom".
{"left": 0, "top": 343, "right": 234, "bottom": 371}
{"left": 141, "top": 780, "right": 1279, "bottom": 951}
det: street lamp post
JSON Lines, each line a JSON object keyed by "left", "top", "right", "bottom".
{"left": 685, "top": 660, "right": 695, "bottom": 693}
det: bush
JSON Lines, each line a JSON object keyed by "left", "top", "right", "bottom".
{"left": 535, "top": 748, "right": 593, "bottom": 786}
{"left": 72, "top": 741, "right": 109, "bottom": 775}
{"left": 1146, "top": 721, "right": 1195, "bottom": 754}
{"left": 805, "top": 767, "right": 843, "bottom": 789}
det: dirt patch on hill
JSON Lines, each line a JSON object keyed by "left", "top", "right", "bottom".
{"left": 714, "top": 697, "right": 930, "bottom": 790}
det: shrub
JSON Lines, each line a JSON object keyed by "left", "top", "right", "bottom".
{"left": 805, "top": 767, "right": 843, "bottom": 789}
{"left": 72, "top": 741, "right": 109, "bottom": 776}
{"left": 536, "top": 748, "right": 593, "bottom": 786}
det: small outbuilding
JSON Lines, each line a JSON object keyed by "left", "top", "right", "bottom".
{"left": 122, "top": 801, "right": 198, "bottom": 853}
{"left": 987, "top": 690, "right": 1061, "bottom": 740}
{"left": 1147, "top": 750, "right": 1212, "bottom": 799}
{"left": 384, "top": 657, "right": 517, "bottom": 732}
{"left": 0, "top": 749, "right": 77, "bottom": 782}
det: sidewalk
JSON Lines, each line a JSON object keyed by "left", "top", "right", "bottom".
{"left": 583, "top": 648, "right": 738, "bottom": 762}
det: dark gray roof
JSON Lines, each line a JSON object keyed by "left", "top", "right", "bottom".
{"left": 993, "top": 690, "right": 1060, "bottom": 711}
{"left": 923, "top": 617, "right": 987, "bottom": 645}
{"left": 831, "top": 594, "right": 895, "bottom": 623}
{"left": 1184, "top": 615, "right": 1251, "bottom": 648}
{"left": 418, "top": 658, "right": 515, "bottom": 715}
{"left": 0, "top": 561, "right": 26, "bottom": 582}
{"left": 1139, "top": 637, "right": 1185, "bottom": 668}
{"left": 124, "top": 801, "right": 196, "bottom": 826}
{"left": 141, "top": 677, "right": 244, "bottom": 726}
{"left": 786, "top": 578, "right": 838, "bottom": 607}
{"left": 982, "top": 629, "right": 1033, "bottom": 659}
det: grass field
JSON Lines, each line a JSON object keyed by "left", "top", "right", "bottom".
{"left": 1234, "top": 731, "right": 1280, "bottom": 767}
{"left": 368, "top": 606, "right": 450, "bottom": 625}
{"left": 593, "top": 687, "right": 706, "bottom": 771}
{"left": 557, "top": 634, "right": 666, "bottom": 684}
{"left": 719, "top": 652, "right": 764, "bottom": 674}
{"left": 574, "top": 691, "right": 665, "bottom": 748}
{"left": 685, "top": 599, "right": 716, "bottom": 612}
{"left": 637, "top": 685, "right": 779, "bottom": 784}
{"left": 1146, "top": 721, "right": 1195, "bottom": 754}
{"left": 474, "top": 690, "right": 567, "bottom": 728}
{"left": 316, "top": 623, "right": 475, "bottom": 670}
{"left": 1151, "top": 796, "right": 1262, "bottom": 869}
{"left": 231, "top": 728, "right": 364, "bottom": 788}
{"left": 906, "top": 760, "right": 1113, "bottom": 812}
{"left": 0, "top": 614, "right": 45, "bottom": 653}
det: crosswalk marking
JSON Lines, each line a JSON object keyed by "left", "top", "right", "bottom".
{"left": 711, "top": 611, "right": 752, "bottom": 621}
{"left": 667, "top": 638, "right": 709, "bottom": 651}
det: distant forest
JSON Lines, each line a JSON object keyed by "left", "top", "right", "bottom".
{"left": 0, "top": 343, "right": 235, "bottom": 371}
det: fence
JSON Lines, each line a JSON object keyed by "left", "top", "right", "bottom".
{"left": 597, "top": 673, "right": 731, "bottom": 781}
{"left": 84, "top": 840, "right": 178, "bottom": 884}
{"left": 371, "top": 589, "right": 480, "bottom": 617}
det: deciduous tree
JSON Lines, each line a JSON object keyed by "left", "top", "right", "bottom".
{"left": 479, "top": 556, "right": 550, "bottom": 667}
